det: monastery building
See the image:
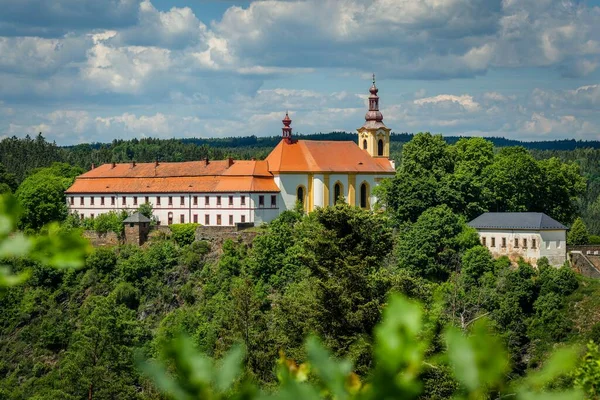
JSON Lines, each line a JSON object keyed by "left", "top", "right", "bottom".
{"left": 65, "top": 78, "right": 396, "bottom": 226}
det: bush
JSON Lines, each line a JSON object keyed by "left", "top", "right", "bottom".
{"left": 590, "top": 235, "right": 600, "bottom": 245}
{"left": 170, "top": 224, "right": 199, "bottom": 247}
{"left": 93, "top": 211, "right": 126, "bottom": 236}
{"left": 113, "top": 281, "right": 140, "bottom": 309}
{"left": 86, "top": 247, "right": 117, "bottom": 274}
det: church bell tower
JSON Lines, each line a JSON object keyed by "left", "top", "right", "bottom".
{"left": 357, "top": 74, "right": 391, "bottom": 158}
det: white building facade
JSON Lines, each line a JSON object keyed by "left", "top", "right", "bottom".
{"left": 468, "top": 212, "right": 568, "bottom": 267}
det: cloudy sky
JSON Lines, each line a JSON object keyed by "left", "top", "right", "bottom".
{"left": 0, "top": 0, "right": 599, "bottom": 145}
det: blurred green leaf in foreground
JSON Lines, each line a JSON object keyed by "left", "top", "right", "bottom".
{"left": 141, "top": 294, "right": 584, "bottom": 400}
{"left": 0, "top": 193, "right": 91, "bottom": 288}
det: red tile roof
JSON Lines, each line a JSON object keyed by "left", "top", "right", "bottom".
{"left": 66, "top": 160, "right": 279, "bottom": 194}
{"left": 265, "top": 140, "right": 395, "bottom": 173}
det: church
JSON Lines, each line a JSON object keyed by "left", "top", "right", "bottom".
{"left": 65, "top": 78, "right": 396, "bottom": 226}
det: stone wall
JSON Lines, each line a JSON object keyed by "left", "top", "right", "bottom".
{"left": 568, "top": 245, "right": 600, "bottom": 255}
{"left": 82, "top": 230, "right": 120, "bottom": 247}
{"left": 195, "top": 225, "right": 259, "bottom": 246}
{"left": 570, "top": 251, "right": 600, "bottom": 279}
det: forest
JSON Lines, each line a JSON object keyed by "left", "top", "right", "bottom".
{"left": 1, "top": 133, "right": 600, "bottom": 399}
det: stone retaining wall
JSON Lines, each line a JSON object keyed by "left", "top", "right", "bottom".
{"left": 82, "top": 230, "right": 120, "bottom": 247}
{"left": 570, "top": 251, "right": 600, "bottom": 279}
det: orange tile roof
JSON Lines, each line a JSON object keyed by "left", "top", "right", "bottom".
{"left": 67, "top": 159, "right": 279, "bottom": 194}
{"left": 265, "top": 140, "right": 396, "bottom": 173}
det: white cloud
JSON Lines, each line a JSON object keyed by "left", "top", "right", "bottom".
{"left": 414, "top": 94, "right": 481, "bottom": 112}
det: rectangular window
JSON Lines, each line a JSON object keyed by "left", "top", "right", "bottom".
{"left": 514, "top": 238, "right": 519, "bottom": 248}
{"left": 217, "top": 214, "right": 222, "bottom": 225}
{"left": 101, "top": 196, "right": 105, "bottom": 206}
{"left": 80, "top": 213, "right": 84, "bottom": 220}
{"left": 180, "top": 196, "right": 185, "bottom": 206}
{"left": 180, "top": 214, "right": 185, "bottom": 223}
{"left": 133, "top": 196, "right": 137, "bottom": 206}
{"left": 80, "top": 196, "right": 84, "bottom": 205}
{"left": 229, "top": 215, "right": 233, "bottom": 225}
{"left": 217, "top": 196, "right": 221, "bottom": 206}
{"left": 168, "top": 196, "right": 173, "bottom": 206}
{"left": 271, "top": 195, "right": 277, "bottom": 207}
{"left": 241, "top": 215, "right": 246, "bottom": 223}
{"left": 482, "top": 237, "right": 486, "bottom": 246}
{"left": 111, "top": 196, "right": 115, "bottom": 205}
{"left": 241, "top": 195, "right": 246, "bottom": 205}
{"left": 122, "top": 197, "right": 126, "bottom": 205}
{"left": 193, "top": 196, "right": 198, "bottom": 206}
{"left": 90, "top": 213, "right": 94, "bottom": 219}
{"left": 502, "top": 237, "right": 506, "bottom": 248}
{"left": 259, "top": 195, "right": 264, "bottom": 207}
{"left": 229, "top": 196, "right": 233, "bottom": 206}
{"left": 193, "top": 214, "right": 198, "bottom": 223}
{"left": 205, "top": 196, "right": 210, "bottom": 206}
{"left": 156, "top": 197, "right": 161, "bottom": 206}
{"left": 523, "top": 238, "right": 528, "bottom": 248}
{"left": 491, "top": 237, "right": 496, "bottom": 247}
{"left": 90, "top": 197, "right": 94, "bottom": 206}
{"left": 70, "top": 196, "right": 74, "bottom": 205}
{"left": 145, "top": 196, "right": 149, "bottom": 204}
{"left": 532, "top": 239, "right": 537, "bottom": 249}
{"left": 205, "top": 214, "right": 210, "bottom": 225}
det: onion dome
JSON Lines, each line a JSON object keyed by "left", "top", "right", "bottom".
{"left": 365, "top": 74, "right": 384, "bottom": 122}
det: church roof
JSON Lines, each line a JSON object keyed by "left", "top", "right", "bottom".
{"left": 66, "top": 160, "right": 279, "bottom": 194}
{"left": 265, "top": 139, "right": 396, "bottom": 173}
{"left": 468, "top": 212, "right": 567, "bottom": 230}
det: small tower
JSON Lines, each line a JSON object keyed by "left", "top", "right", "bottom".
{"left": 123, "top": 212, "right": 151, "bottom": 246}
{"left": 282, "top": 111, "right": 293, "bottom": 143}
{"left": 357, "top": 74, "right": 391, "bottom": 158}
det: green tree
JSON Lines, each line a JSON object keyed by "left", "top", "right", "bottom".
{"left": 568, "top": 217, "right": 590, "bottom": 245}
{"left": 574, "top": 341, "right": 600, "bottom": 398}
{"left": 396, "top": 205, "right": 480, "bottom": 281}
{"left": 0, "top": 162, "right": 17, "bottom": 193}
{"left": 15, "top": 163, "right": 83, "bottom": 231}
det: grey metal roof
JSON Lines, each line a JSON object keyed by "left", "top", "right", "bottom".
{"left": 468, "top": 212, "right": 567, "bottom": 230}
{"left": 123, "top": 212, "right": 151, "bottom": 223}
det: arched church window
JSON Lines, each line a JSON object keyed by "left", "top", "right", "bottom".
{"left": 297, "top": 186, "right": 305, "bottom": 205}
{"left": 377, "top": 139, "right": 384, "bottom": 156}
{"left": 360, "top": 182, "right": 369, "bottom": 209}
{"left": 334, "top": 182, "right": 343, "bottom": 203}
{"left": 363, "top": 139, "right": 367, "bottom": 150}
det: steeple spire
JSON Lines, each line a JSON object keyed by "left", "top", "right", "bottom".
{"left": 366, "top": 74, "right": 383, "bottom": 122}
{"left": 282, "top": 111, "right": 292, "bottom": 142}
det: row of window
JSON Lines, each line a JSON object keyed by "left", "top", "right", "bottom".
{"left": 296, "top": 182, "right": 370, "bottom": 208}
{"left": 70, "top": 195, "right": 277, "bottom": 207}
{"left": 482, "top": 237, "right": 537, "bottom": 249}
{"left": 83, "top": 213, "right": 247, "bottom": 226}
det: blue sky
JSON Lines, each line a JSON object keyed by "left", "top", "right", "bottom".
{"left": 0, "top": 0, "right": 599, "bottom": 145}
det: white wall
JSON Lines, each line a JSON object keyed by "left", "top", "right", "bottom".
{"left": 476, "top": 228, "right": 567, "bottom": 267}
{"left": 67, "top": 192, "right": 280, "bottom": 227}
{"left": 276, "top": 174, "right": 309, "bottom": 211}
{"left": 540, "top": 230, "right": 568, "bottom": 266}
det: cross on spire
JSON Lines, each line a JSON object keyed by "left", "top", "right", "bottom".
{"left": 372, "top": 73, "right": 375, "bottom": 85}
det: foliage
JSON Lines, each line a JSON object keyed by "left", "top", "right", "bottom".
{"left": 170, "top": 224, "right": 199, "bottom": 247}
{"left": 15, "top": 163, "right": 83, "bottom": 231}
{"left": 92, "top": 210, "right": 128, "bottom": 236}
{"left": 0, "top": 194, "right": 90, "bottom": 288}
{"left": 569, "top": 217, "right": 590, "bottom": 245}
{"left": 377, "top": 134, "right": 586, "bottom": 226}
{"left": 141, "top": 294, "right": 583, "bottom": 400}
{"left": 574, "top": 341, "right": 600, "bottom": 398}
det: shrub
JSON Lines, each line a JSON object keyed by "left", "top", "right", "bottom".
{"left": 170, "top": 223, "right": 199, "bottom": 247}
{"left": 86, "top": 247, "right": 117, "bottom": 274}
{"left": 93, "top": 211, "right": 125, "bottom": 236}
{"left": 113, "top": 281, "right": 140, "bottom": 309}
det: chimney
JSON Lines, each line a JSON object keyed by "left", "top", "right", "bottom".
{"left": 132, "top": 161, "right": 136, "bottom": 168}
{"left": 111, "top": 162, "right": 116, "bottom": 168}
{"left": 155, "top": 159, "right": 159, "bottom": 167}
{"left": 251, "top": 157, "right": 256, "bottom": 161}
{"left": 91, "top": 163, "right": 95, "bottom": 169}
{"left": 228, "top": 157, "right": 234, "bottom": 167}
{"left": 205, "top": 157, "right": 209, "bottom": 166}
